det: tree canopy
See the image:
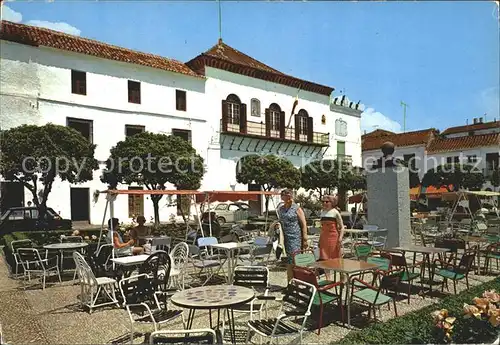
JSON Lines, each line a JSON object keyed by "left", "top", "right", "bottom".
{"left": 236, "top": 154, "right": 300, "bottom": 191}
{"left": 422, "top": 163, "right": 485, "bottom": 192}
{"left": 101, "top": 132, "right": 204, "bottom": 224}
{"left": 0, "top": 124, "right": 98, "bottom": 221}
{"left": 301, "top": 159, "right": 366, "bottom": 197}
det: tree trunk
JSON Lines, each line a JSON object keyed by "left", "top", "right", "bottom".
{"left": 337, "top": 187, "right": 347, "bottom": 211}
{"left": 151, "top": 196, "right": 161, "bottom": 226}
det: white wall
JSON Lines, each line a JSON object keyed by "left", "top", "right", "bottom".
{"left": 1, "top": 40, "right": 363, "bottom": 224}
{"left": 1, "top": 41, "right": 209, "bottom": 224}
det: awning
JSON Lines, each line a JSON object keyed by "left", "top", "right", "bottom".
{"left": 422, "top": 185, "right": 454, "bottom": 199}
{"left": 195, "top": 191, "right": 279, "bottom": 203}
{"left": 348, "top": 193, "right": 365, "bottom": 204}
{"left": 409, "top": 186, "right": 421, "bottom": 200}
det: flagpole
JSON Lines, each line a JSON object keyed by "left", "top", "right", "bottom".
{"left": 218, "top": 0, "right": 222, "bottom": 42}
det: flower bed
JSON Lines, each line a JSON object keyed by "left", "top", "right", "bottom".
{"left": 338, "top": 277, "right": 500, "bottom": 344}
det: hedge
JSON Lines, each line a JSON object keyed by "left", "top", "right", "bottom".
{"left": 338, "top": 277, "right": 500, "bottom": 344}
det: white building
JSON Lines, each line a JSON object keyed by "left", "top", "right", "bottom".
{"left": 0, "top": 21, "right": 363, "bottom": 225}
{"left": 362, "top": 118, "right": 499, "bottom": 191}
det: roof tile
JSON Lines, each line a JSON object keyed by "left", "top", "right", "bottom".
{"left": 187, "top": 40, "right": 334, "bottom": 96}
{"left": 0, "top": 20, "right": 202, "bottom": 78}
{"left": 362, "top": 128, "right": 436, "bottom": 151}
{"left": 427, "top": 133, "right": 500, "bottom": 153}
{"left": 441, "top": 121, "right": 499, "bottom": 135}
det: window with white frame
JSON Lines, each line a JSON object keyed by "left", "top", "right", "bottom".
{"left": 467, "top": 155, "right": 478, "bottom": 163}
{"left": 297, "top": 109, "right": 308, "bottom": 135}
{"left": 270, "top": 110, "right": 280, "bottom": 130}
{"left": 251, "top": 98, "right": 261, "bottom": 117}
{"left": 226, "top": 94, "right": 241, "bottom": 125}
{"left": 335, "top": 119, "right": 348, "bottom": 137}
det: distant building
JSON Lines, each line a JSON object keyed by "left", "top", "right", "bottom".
{"left": 362, "top": 118, "right": 500, "bottom": 190}
{"left": 0, "top": 21, "right": 363, "bottom": 223}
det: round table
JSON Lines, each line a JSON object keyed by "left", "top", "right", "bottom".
{"left": 171, "top": 285, "right": 255, "bottom": 344}
{"left": 43, "top": 242, "right": 88, "bottom": 271}
{"left": 43, "top": 242, "right": 89, "bottom": 250}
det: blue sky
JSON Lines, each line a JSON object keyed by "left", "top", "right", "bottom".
{"left": 3, "top": 1, "right": 499, "bottom": 134}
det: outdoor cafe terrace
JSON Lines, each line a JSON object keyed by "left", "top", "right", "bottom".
{"left": 0, "top": 190, "right": 499, "bottom": 345}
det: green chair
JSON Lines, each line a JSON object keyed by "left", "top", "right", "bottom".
{"left": 350, "top": 266, "right": 403, "bottom": 321}
{"left": 432, "top": 248, "right": 476, "bottom": 294}
{"left": 484, "top": 242, "right": 500, "bottom": 274}
{"left": 381, "top": 251, "right": 423, "bottom": 304}
{"left": 292, "top": 250, "right": 332, "bottom": 286}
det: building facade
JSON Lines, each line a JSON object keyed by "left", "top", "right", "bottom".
{"left": 0, "top": 21, "right": 363, "bottom": 224}
{"left": 362, "top": 119, "right": 500, "bottom": 191}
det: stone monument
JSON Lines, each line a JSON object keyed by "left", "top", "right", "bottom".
{"left": 367, "top": 142, "right": 411, "bottom": 248}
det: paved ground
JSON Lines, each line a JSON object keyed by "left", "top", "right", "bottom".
{"left": 0, "top": 253, "right": 497, "bottom": 345}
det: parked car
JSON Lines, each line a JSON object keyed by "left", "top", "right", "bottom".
{"left": 0, "top": 207, "right": 72, "bottom": 234}
{"left": 211, "top": 202, "right": 252, "bottom": 224}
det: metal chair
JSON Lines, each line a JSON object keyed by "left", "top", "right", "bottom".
{"left": 149, "top": 329, "right": 217, "bottom": 344}
{"left": 245, "top": 278, "right": 317, "bottom": 345}
{"left": 10, "top": 239, "right": 34, "bottom": 276}
{"left": 232, "top": 266, "right": 271, "bottom": 320}
{"left": 169, "top": 242, "right": 189, "bottom": 290}
{"left": 73, "top": 251, "right": 119, "bottom": 313}
{"left": 18, "top": 248, "right": 61, "bottom": 290}
{"left": 119, "top": 274, "right": 185, "bottom": 344}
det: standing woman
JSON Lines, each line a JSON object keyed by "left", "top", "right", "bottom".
{"left": 277, "top": 189, "right": 308, "bottom": 282}
{"left": 319, "top": 195, "right": 345, "bottom": 260}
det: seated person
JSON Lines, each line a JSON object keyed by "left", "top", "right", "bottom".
{"left": 129, "top": 215, "right": 150, "bottom": 246}
{"left": 201, "top": 211, "right": 221, "bottom": 238}
{"left": 107, "top": 218, "right": 143, "bottom": 256}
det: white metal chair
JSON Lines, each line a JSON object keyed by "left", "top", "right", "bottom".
{"left": 188, "top": 244, "right": 223, "bottom": 286}
{"left": 169, "top": 242, "right": 189, "bottom": 290}
{"left": 245, "top": 278, "right": 317, "bottom": 345}
{"left": 17, "top": 248, "right": 61, "bottom": 290}
{"left": 149, "top": 329, "right": 216, "bottom": 344}
{"left": 73, "top": 251, "right": 119, "bottom": 313}
{"left": 151, "top": 237, "right": 171, "bottom": 253}
{"left": 232, "top": 266, "right": 271, "bottom": 320}
{"left": 10, "top": 239, "right": 34, "bottom": 276}
{"left": 119, "top": 273, "right": 185, "bottom": 344}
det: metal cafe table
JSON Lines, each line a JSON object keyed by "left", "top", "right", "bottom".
{"left": 309, "top": 258, "right": 379, "bottom": 327}
{"left": 209, "top": 242, "right": 250, "bottom": 284}
{"left": 43, "top": 242, "right": 88, "bottom": 272}
{"left": 171, "top": 285, "right": 255, "bottom": 344}
{"left": 389, "top": 245, "right": 450, "bottom": 293}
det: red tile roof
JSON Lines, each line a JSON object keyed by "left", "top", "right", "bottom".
{"left": 427, "top": 133, "right": 500, "bottom": 153}
{"left": 363, "top": 129, "right": 396, "bottom": 137}
{"left": 186, "top": 40, "right": 334, "bottom": 96}
{"left": 362, "top": 128, "right": 436, "bottom": 151}
{"left": 0, "top": 20, "right": 202, "bottom": 78}
{"left": 441, "top": 121, "right": 500, "bottom": 135}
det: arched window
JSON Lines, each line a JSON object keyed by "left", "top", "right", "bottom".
{"left": 251, "top": 98, "right": 261, "bottom": 117}
{"left": 297, "top": 109, "right": 309, "bottom": 135}
{"left": 269, "top": 103, "right": 281, "bottom": 131}
{"left": 226, "top": 94, "right": 241, "bottom": 125}
{"left": 335, "top": 118, "right": 348, "bottom": 137}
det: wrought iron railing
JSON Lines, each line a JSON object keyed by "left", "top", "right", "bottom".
{"left": 220, "top": 120, "right": 330, "bottom": 146}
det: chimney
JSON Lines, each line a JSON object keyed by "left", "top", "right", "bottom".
{"left": 466, "top": 119, "right": 468, "bottom": 125}
{"left": 473, "top": 118, "right": 478, "bottom": 124}
{"left": 479, "top": 117, "right": 483, "bottom": 123}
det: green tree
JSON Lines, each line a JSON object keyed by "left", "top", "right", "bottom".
{"left": 0, "top": 124, "right": 98, "bottom": 223}
{"left": 301, "top": 159, "right": 366, "bottom": 210}
{"left": 422, "top": 164, "right": 485, "bottom": 192}
{"left": 236, "top": 154, "right": 300, "bottom": 212}
{"left": 409, "top": 171, "right": 421, "bottom": 189}
{"left": 101, "top": 132, "right": 204, "bottom": 225}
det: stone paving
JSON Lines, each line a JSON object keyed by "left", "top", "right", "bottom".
{"left": 0, "top": 252, "right": 497, "bottom": 345}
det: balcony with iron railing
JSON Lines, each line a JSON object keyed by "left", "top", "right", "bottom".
{"left": 337, "top": 154, "right": 353, "bottom": 166}
{"left": 220, "top": 120, "right": 330, "bottom": 147}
